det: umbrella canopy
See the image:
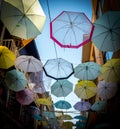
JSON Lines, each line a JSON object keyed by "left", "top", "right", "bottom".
{"left": 15, "top": 55, "right": 43, "bottom": 73}
{"left": 35, "top": 97, "right": 53, "bottom": 106}
{"left": 29, "top": 71, "right": 52, "bottom": 91}
{"left": 32, "top": 114, "right": 42, "bottom": 121}
{"left": 4, "top": 69, "right": 27, "bottom": 92}
{"left": 97, "top": 80, "right": 118, "bottom": 100}
{"left": 75, "top": 120, "right": 86, "bottom": 129}
{"left": 100, "top": 58, "right": 120, "bottom": 82}
{"left": 91, "top": 100, "right": 107, "bottom": 112}
{"left": 43, "top": 58, "right": 74, "bottom": 80}
{"left": 62, "top": 121, "right": 74, "bottom": 129}
{"left": 74, "top": 80, "right": 97, "bottom": 99}
{"left": 0, "top": 46, "right": 16, "bottom": 69}
{"left": 54, "top": 100, "right": 72, "bottom": 109}
{"left": 74, "top": 62, "right": 101, "bottom": 80}
{"left": 29, "top": 106, "right": 41, "bottom": 115}
{"left": 1, "top": 0, "right": 46, "bottom": 39}
{"left": 31, "top": 83, "right": 46, "bottom": 94}
{"left": 51, "top": 79, "right": 73, "bottom": 97}
{"left": 16, "top": 88, "right": 34, "bottom": 105}
{"left": 74, "top": 115, "right": 87, "bottom": 121}
{"left": 73, "top": 101, "right": 91, "bottom": 111}
{"left": 42, "top": 111, "right": 56, "bottom": 119}
{"left": 92, "top": 11, "right": 120, "bottom": 52}
{"left": 58, "top": 114, "right": 72, "bottom": 120}
{"left": 50, "top": 11, "right": 94, "bottom": 48}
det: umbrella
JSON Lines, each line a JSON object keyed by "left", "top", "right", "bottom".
{"left": 97, "top": 80, "right": 118, "bottom": 100}
{"left": 91, "top": 100, "right": 107, "bottom": 112}
{"left": 15, "top": 55, "right": 43, "bottom": 73}
{"left": 16, "top": 88, "right": 34, "bottom": 105}
{"left": 73, "top": 101, "right": 91, "bottom": 111}
{"left": 32, "top": 114, "right": 42, "bottom": 121}
{"left": 74, "top": 80, "right": 97, "bottom": 99}
{"left": 62, "top": 121, "right": 74, "bottom": 129}
{"left": 31, "top": 83, "right": 46, "bottom": 94}
{"left": 35, "top": 97, "right": 53, "bottom": 106}
{"left": 100, "top": 58, "right": 120, "bottom": 82}
{"left": 0, "top": 46, "right": 16, "bottom": 69}
{"left": 42, "top": 111, "right": 56, "bottom": 119}
{"left": 75, "top": 120, "right": 86, "bottom": 129}
{"left": 43, "top": 58, "right": 74, "bottom": 80}
{"left": 29, "top": 106, "right": 41, "bottom": 115}
{"left": 74, "top": 62, "right": 101, "bottom": 80}
{"left": 92, "top": 11, "right": 120, "bottom": 52}
{"left": 50, "top": 11, "right": 94, "bottom": 48}
{"left": 29, "top": 71, "right": 52, "bottom": 91}
{"left": 1, "top": 0, "right": 46, "bottom": 39}
{"left": 54, "top": 100, "right": 72, "bottom": 109}
{"left": 51, "top": 79, "right": 73, "bottom": 97}
{"left": 58, "top": 114, "right": 73, "bottom": 120}
{"left": 74, "top": 115, "right": 87, "bottom": 121}
{"left": 4, "top": 69, "right": 27, "bottom": 92}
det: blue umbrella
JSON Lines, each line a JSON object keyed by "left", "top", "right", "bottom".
{"left": 51, "top": 79, "right": 73, "bottom": 97}
{"left": 92, "top": 11, "right": 120, "bottom": 52}
{"left": 91, "top": 100, "right": 107, "bottom": 112}
{"left": 74, "top": 62, "right": 101, "bottom": 80}
{"left": 54, "top": 100, "right": 72, "bottom": 109}
{"left": 74, "top": 115, "right": 87, "bottom": 121}
{"left": 4, "top": 69, "right": 27, "bottom": 92}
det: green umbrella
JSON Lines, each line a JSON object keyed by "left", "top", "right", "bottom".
{"left": 92, "top": 11, "right": 120, "bottom": 52}
{"left": 4, "top": 69, "right": 27, "bottom": 92}
{"left": 91, "top": 100, "right": 107, "bottom": 112}
{"left": 51, "top": 79, "right": 73, "bottom": 97}
{"left": 74, "top": 62, "right": 101, "bottom": 80}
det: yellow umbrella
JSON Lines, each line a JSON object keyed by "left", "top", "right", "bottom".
{"left": 74, "top": 80, "right": 97, "bottom": 99}
{"left": 62, "top": 121, "right": 74, "bottom": 129}
{"left": 100, "top": 58, "right": 120, "bottom": 82}
{"left": 0, "top": 46, "right": 16, "bottom": 69}
{"left": 58, "top": 114, "right": 73, "bottom": 120}
{"left": 35, "top": 97, "right": 53, "bottom": 106}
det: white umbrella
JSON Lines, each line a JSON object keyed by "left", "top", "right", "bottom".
{"left": 1, "top": 0, "right": 46, "bottom": 39}
{"left": 15, "top": 55, "right": 43, "bottom": 73}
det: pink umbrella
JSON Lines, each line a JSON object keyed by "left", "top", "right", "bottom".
{"left": 50, "top": 11, "right": 94, "bottom": 48}
{"left": 16, "top": 88, "right": 34, "bottom": 105}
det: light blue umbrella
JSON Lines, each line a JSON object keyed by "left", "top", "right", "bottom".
{"left": 42, "top": 111, "right": 56, "bottom": 119}
{"left": 43, "top": 58, "right": 74, "bottom": 80}
{"left": 32, "top": 114, "right": 42, "bottom": 121}
{"left": 51, "top": 79, "right": 73, "bottom": 97}
{"left": 4, "top": 69, "right": 27, "bottom": 92}
{"left": 91, "top": 100, "right": 107, "bottom": 112}
{"left": 54, "top": 100, "right": 72, "bottom": 109}
{"left": 74, "top": 115, "right": 87, "bottom": 121}
{"left": 92, "top": 11, "right": 120, "bottom": 52}
{"left": 74, "top": 62, "right": 101, "bottom": 80}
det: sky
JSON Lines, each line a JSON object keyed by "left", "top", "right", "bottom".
{"left": 35, "top": 0, "right": 92, "bottom": 124}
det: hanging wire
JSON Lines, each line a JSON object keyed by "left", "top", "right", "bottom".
{"left": 46, "top": 0, "right": 58, "bottom": 58}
